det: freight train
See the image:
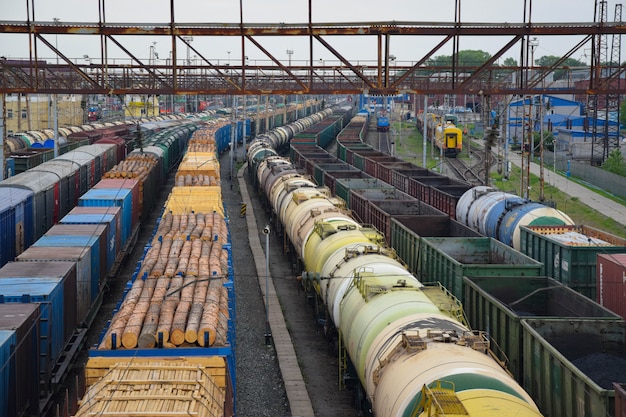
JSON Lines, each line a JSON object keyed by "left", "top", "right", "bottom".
{"left": 69, "top": 105, "right": 324, "bottom": 417}
{"left": 0, "top": 116, "right": 215, "bottom": 417}
{"left": 5, "top": 113, "right": 197, "bottom": 153}
{"left": 376, "top": 114, "right": 390, "bottom": 132}
{"left": 71, "top": 119, "right": 239, "bottom": 417}
{"left": 337, "top": 115, "right": 574, "bottom": 250}
{"left": 416, "top": 113, "right": 463, "bottom": 157}
{"left": 5, "top": 113, "right": 200, "bottom": 175}
{"left": 0, "top": 99, "right": 325, "bottom": 417}
{"left": 291, "top": 111, "right": 626, "bottom": 417}
{"left": 0, "top": 102, "right": 313, "bottom": 271}
{"left": 0, "top": 118, "right": 207, "bottom": 269}
{"left": 248, "top": 108, "right": 543, "bottom": 416}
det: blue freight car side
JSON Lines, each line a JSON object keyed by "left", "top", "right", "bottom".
{"left": 79, "top": 188, "right": 133, "bottom": 246}
{"left": 0, "top": 330, "right": 16, "bottom": 417}
{"left": 0, "top": 188, "right": 34, "bottom": 267}
{"left": 0, "top": 276, "right": 72, "bottom": 380}
{"left": 34, "top": 234, "right": 103, "bottom": 303}
{"left": 61, "top": 213, "right": 118, "bottom": 270}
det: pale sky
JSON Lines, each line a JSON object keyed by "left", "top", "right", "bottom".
{"left": 0, "top": 0, "right": 613, "bottom": 66}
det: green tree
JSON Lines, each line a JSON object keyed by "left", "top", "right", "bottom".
{"left": 503, "top": 57, "right": 518, "bottom": 67}
{"left": 534, "top": 55, "right": 587, "bottom": 80}
{"left": 603, "top": 149, "right": 626, "bottom": 176}
{"left": 426, "top": 50, "right": 492, "bottom": 68}
{"left": 533, "top": 130, "right": 555, "bottom": 152}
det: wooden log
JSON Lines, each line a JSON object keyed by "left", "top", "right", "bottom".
{"left": 163, "top": 238, "right": 184, "bottom": 277}
{"left": 201, "top": 225, "right": 213, "bottom": 241}
{"left": 185, "top": 274, "right": 209, "bottom": 342}
{"left": 199, "top": 240, "right": 212, "bottom": 277}
{"left": 170, "top": 275, "right": 196, "bottom": 345}
{"left": 137, "top": 241, "right": 160, "bottom": 278}
{"left": 183, "top": 215, "right": 196, "bottom": 237}
{"left": 150, "top": 238, "right": 172, "bottom": 277}
{"left": 176, "top": 240, "right": 192, "bottom": 276}
{"left": 98, "top": 278, "right": 144, "bottom": 349}
{"left": 197, "top": 280, "right": 222, "bottom": 347}
{"left": 215, "top": 286, "right": 230, "bottom": 346}
{"left": 184, "top": 303, "right": 204, "bottom": 343}
{"left": 121, "top": 277, "right": 158, "bottom": 348}
{"left": 155, "top": 212, "right": 173, "bottom": 238}
{"left": 166, "top": 214, "right": 181, "bottom": 240}
{"left": 179, "top": 213, "right": 188, "bottom": 231}
{"left": 156, "top": 275, "right": 183, "bottom": 343}
{"left": 138, "top": 275, "right": 170, "bottom": 348}
{"left": 220, "top": 249, "right": 229, "bottom": 278}
{"left": 209, "top": 242, "right": 222, "bottom": 277}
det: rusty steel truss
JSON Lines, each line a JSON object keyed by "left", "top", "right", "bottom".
{"left": 1, "top": 14, "right": 626, "bottom": 96}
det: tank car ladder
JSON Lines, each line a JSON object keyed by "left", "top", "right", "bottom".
{"left": 420, "top": 283, "right": 469, "bottom": 328}
{"left": 412, "top": 381, "right": 469, "bottom": 417}
{"left": 338, "top": 331, "right": 348, "bottom": 390}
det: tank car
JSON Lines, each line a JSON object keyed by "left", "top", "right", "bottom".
{"left": 250, "top": 113, "right": 543, "bottom": 417}
{"left": 456, "top": 186, "right": 575, "bottom": 250}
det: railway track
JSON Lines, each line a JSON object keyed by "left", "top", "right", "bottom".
{"left": 447, "top": 156, "right": 484, "bottom": 185}
{"left": 377, "top": 129, "right": 392, "bottom": 154}
{"left": 447, "top": 142, "right": 501, "bottom": 186}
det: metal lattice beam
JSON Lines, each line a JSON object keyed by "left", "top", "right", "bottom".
{"left": 2, "top": 19, "right": 626, "bottom": 95}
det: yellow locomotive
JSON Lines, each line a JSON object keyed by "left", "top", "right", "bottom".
{"left": 418, "top": 113, "right": 463, "bottom": 157}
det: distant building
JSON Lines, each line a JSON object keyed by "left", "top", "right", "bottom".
{"left": 507, "top": 94, "right": 584, "bottom": 145}
{"left": 507, "top": 93, "right": 622, "bottom": 160}
{"left": 124, "top": 95, "right": 160, "bottom": 118}
{"left": 3, "top": 94, "right": 85, "bottom": 134}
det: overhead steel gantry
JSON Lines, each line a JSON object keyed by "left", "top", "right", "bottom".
{"left": 1, "top": 3, "right": 626, "bottom": 96}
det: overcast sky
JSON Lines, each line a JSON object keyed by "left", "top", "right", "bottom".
{"left": 0, "top": 0, "right": 615, "bottom": 66}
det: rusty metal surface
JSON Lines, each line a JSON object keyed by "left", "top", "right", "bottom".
{"left": 1, "top": 20, "right": 625, "bottom": 95}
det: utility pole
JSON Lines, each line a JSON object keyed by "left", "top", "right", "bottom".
{"left": 230, "top": 96, "right": 237, "bottom": 181}
{"left": 286, "top": 49, "right": 294, "bottom": 120}
{"left": 484, "top": 127, "right": 498, "bottom": 186}
{"left": 522, "top": 96, "right": 534, "bottom": 199}
{"left": 539, "top": 96, "right": 545, "bottom": 202}
{"left": 53, "top": 17, "right": 60, "bottom": 158}
{"left": 242, "top": 96, "right": 247, "bottom": 161}
{"left": 0, "top": 94, "right": 4, "bottom": 180}
{"left": 423, "top": 95, "right": 427, "bottom": 168}
{"left": 482, "top": 94, "right": 491, "bottom": 184}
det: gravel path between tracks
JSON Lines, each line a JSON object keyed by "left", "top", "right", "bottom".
{"left": 221, "top": 152, "right": 356, "bottom": 417}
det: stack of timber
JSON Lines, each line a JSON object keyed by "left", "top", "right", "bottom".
{"left": 176, "top": 153, "right": 220, "bottom": 186}
{"left": 98, "top": 211, "right": 230, "bottom": 349}
{"left": 105, "top": 153, "right": 158, "bottom": 187}
{"left": 103, "top": 153, "right": 160, "bottom": 216}
{"left": 75, "top": 358, "right": 226, "bottom": 417}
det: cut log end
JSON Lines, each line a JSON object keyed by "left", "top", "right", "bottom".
{"left": 121, "top": 332, "right": 138, "bottom": 349}
{"left": 185, "top": 329, "right": 198, "bottom": 344}
{"left": 170, "top": 328, "right": 185, "bottom": 346}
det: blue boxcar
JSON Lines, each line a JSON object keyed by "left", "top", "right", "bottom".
{"left": 0, "top": 187, "right": 34, "bottom": 268}
{"left": 33, "top": 234, "right": 102, "bottom": 305}
{"left": 0, "top": 330, "right": 16, "bottom": 417}
{"left": 79, "top": 188, "right": 133, "bottom": 246}
{"left": 0, "top": 261, "right": 77, "bottom": 382}
{"left": 0, "top": 303, "right": 40, "bottom": 417}
{"left": 61, "top": 212, "right": 119, "bottom": 271}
